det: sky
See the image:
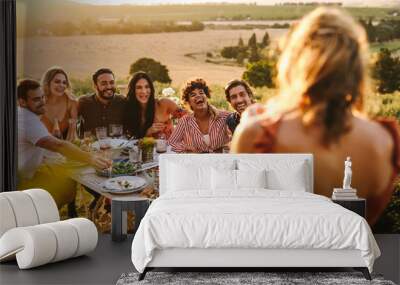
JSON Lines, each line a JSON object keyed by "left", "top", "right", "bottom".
{"left": 74, "top": 0, "right": 400, "bottom": 7}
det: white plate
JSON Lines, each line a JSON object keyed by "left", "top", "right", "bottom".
{"left": 103, "top": 176, "right": 146, "bottom": 193}
{"left": 92, "top": 139, "right": 136, "bottom": 150}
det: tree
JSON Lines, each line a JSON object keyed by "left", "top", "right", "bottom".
{"left": 359, "top": 18, "right": 400, "bottom": 43}
{"left": 237, "top": 37, "right": 248, "bottom": 55}
{"left": 359, "top": 18, "right": 376, "bottom": 42}
{"left": 242, "top": 60, "right": 275, "bottom": 88}
{"left": 236, "top": 52, "right": 247, "bottom": 65}
{"left": 238, "top": 37, "right": 245, "bottom": 48}
{"left": 221, "top": 46, "right": 240, "bottom": 59}
{"left": 260, "top": 31, "right": 270, "bottom": 48}
{"left": 189, "top": 21, "right": 205, "bottom": 31}
{"left": 373, "top": 48, "right": 400, "bottom": 93}
{"left": 129, "top": 58, "right": 172, "bottom": 83}
{"left": 248, "top": 33, "right": 257, "bottom": 49}
{"left": 248, "top": 46, "right": 261, "bottom": 63}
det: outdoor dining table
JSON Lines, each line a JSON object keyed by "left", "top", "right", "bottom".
{"left": 68, "top": 140, "right": 168, "bottom": 241}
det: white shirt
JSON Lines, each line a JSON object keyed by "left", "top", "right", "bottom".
{"left": 203, "top": 134, "right": 210, "bottom": 147}
{"left": 18, "top": 107, "right": 51, "bottom": 179}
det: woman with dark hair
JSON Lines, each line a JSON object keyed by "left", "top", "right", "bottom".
{"left": 40, "top": 66, "right": 78, "bottom": 141}
{"left": 231, "top": 7, "right": 400, "bottom": 226}
{"left": 125, "top": 71, "right": 185, "bottom": 139}
{"left": 169, "top": 78, "right": 230, "bottom": 153}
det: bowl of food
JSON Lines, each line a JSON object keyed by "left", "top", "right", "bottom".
{"left": 96, "top": 159, "right": 139, "bottom": 177}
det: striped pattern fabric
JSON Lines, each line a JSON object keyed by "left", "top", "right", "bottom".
{"left": 168, "top": 111, "right": 231, "bottom": 153}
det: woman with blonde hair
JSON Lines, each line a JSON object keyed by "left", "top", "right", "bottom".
{"left": 231, "top": 7, "right": 399, "bottom": 225}
{"left": 41, "top": 66, "right": 78, "bottom": 141}
{"left": 169, "top": 78, "right": 230, "bottom": 153}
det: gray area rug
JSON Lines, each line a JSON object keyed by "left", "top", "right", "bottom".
{"left": 116, "top": 271, "right": 396, "bottom": 285}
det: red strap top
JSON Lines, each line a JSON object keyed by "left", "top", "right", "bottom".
{"left": 368, "top": 118, "right": 400, "bottom": 224}
{"left": 375, "top": 118, "right": 400, "bottom": 173}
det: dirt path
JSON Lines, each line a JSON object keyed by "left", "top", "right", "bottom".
{"left": 17, "top": 29, "right": 287, "bottom": 86}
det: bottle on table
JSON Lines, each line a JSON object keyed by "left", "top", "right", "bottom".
{"left": 156, "top": 133, "right": 167, "bottom": 153}
{"left": 66, "top": 118, "right": 78, "bottom": 142}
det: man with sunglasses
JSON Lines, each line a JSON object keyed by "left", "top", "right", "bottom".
{"left": 17, "top": 79, "right": 110, "bottom": 208}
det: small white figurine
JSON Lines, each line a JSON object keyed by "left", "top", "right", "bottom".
{"left": 343, "top": 157, "right": 352, "bottom": 189}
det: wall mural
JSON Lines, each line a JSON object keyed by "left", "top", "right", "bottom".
{"left": 16, "top": 0, "right": 400, "bottom": 233}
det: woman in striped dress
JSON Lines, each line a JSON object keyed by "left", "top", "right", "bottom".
{"left": 169, "top": 78, "right": 231, "bottom": 153}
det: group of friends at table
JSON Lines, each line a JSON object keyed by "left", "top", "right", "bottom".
{"left": 16, "top": 66, "right": 254, "bottom": 208}
{"left": 17, "top": 7, "right": 400, "bottom": 226}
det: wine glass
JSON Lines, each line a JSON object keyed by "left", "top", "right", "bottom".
{"left": 110, "top": 124, "right": 123, "bottom": 139}
{"left": 129, "top": 145, "right": 142, "bottom": 168}
{"left": 95, "top": 126, "right": 107, "bottom": 140}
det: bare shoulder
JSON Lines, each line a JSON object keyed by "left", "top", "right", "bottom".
{"left": 238, "top": 116, "right": 266, "bottom": 137}
{"left": 353, "top": 115, "right": 394, "bottom": 157}
{"left": 68, "top": 96, "right": 78, "bottom": 107}
{"left": 231, "top": 114, "right": 268, "bottom": 153}
{"left": 354, "top": 116, "right": 393, "bottom": 144}
{"left": 158, "top": 97, "right": 177, "bottom": 109}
